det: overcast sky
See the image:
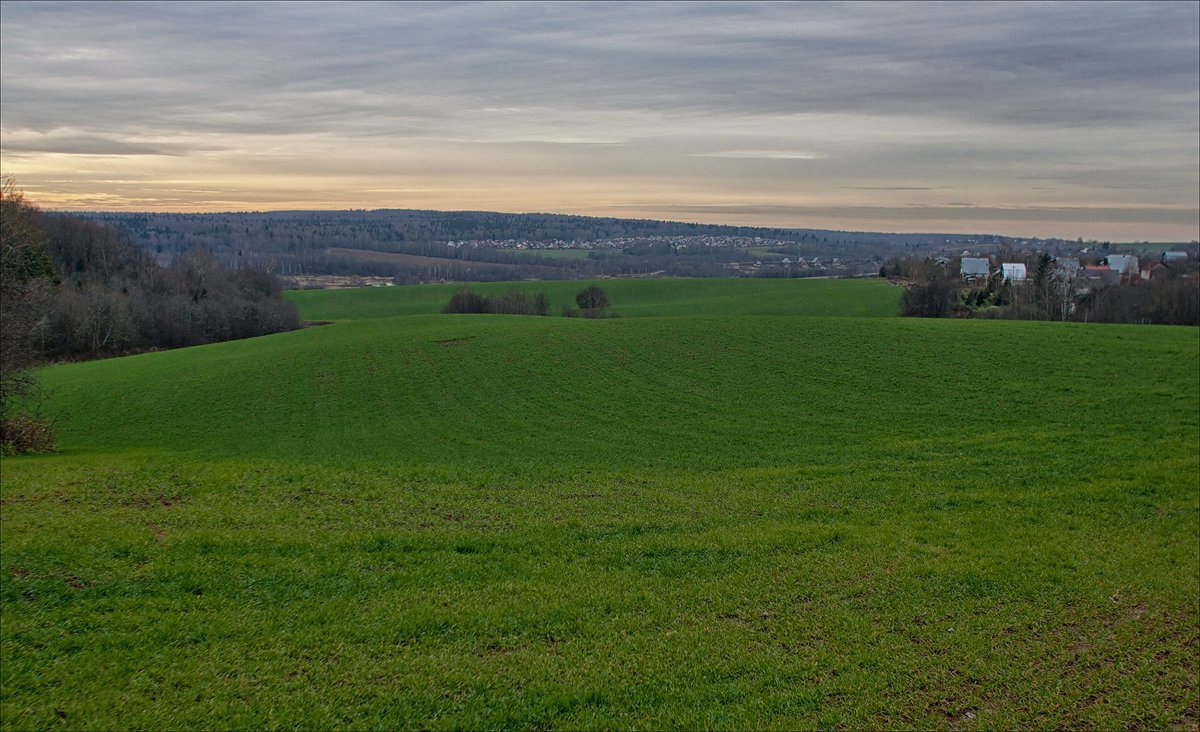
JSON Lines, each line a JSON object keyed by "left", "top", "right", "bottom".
{"left": 2, "top": 1, "right": 1197, "bottom": 240}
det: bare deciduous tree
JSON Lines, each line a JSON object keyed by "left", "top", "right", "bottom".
{"left": 1, "top": 177, "right": 56, "bottom": 450}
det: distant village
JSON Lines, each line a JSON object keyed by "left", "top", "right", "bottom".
{"left": 443, "top": 234, "right": 805, "bottom": 252}
{"left": 69, "top": 209, "right": 1197, "bottom": 296}
{"left": 443, "top": 234, "right": 1199, "bottom": 283}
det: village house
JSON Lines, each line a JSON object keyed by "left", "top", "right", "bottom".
{"left": 1001, "top": 263, "right": 1027, "bottom": 281}
{"left": 1141, "top": 260, "right": 1169, "bottom": 280}
{"left": 1081, "top": 265, "right": 1120, "bottom": 288}
{"left": 960, "top": 257, "right": 990, "bottom": 280}
{"left": 1105, "top": 254, "right": 1139, "bottom": 282}
{"left": 1054, "top": 257, "right": 1081, "bottom": 277}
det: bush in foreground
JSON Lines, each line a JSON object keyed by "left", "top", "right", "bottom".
{"left": 0, "top": 414, "right": 55, "bottom": 455}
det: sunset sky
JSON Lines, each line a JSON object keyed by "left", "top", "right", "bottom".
{"left": 2, "top": 1, "right": 1197, "bottom": 241}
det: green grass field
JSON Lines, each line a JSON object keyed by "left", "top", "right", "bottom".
{"left": 512, "top": 248, "right": 597, "bottom": 260}
{"left": 1110, "top": 242, "right": 1193, "bottom": 254}
{"left": 2, "top": 279, "right": 1197, "bottom": 730}
{"left": 286, "top": 276, "right": 901, "bottom": 321}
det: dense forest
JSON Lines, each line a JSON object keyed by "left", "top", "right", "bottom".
{"left": 1, "top": 181, "right": 299, "bottom": 451}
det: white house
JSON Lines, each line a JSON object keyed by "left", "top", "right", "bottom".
{"left": 1001, "top": 263, "right": 1027, "bottom": 281}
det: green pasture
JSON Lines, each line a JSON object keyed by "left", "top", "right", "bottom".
{"left": 1110, "top": 242, "right": 1192, "bottom": 254}
{"left": 285, "top": 276, "right": 901, "bottom": 321}
{"left": 743, "top": 246, "right": 788, "bottom": 258}
{"left": 513, "top": 248, "right": 597, "bottom": 260}
{"left": 2, "top": 290, "right": 1198, "bottom": 729}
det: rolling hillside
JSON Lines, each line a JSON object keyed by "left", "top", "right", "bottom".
{"left": 2, "top": 282, "right": 1197, "bottom": 730}
{"left": 285, "top": 276, "right": 902, "bottom": 321}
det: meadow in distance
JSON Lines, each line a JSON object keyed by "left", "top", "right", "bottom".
{"left": 1, "top": 276, "right": 1197, "bottom": 730}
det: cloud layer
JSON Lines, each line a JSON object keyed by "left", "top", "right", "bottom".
{"left": 2, "top": 1, "right": 1197, "bottom": 239}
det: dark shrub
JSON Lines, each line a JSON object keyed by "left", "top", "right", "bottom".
{"left": 575, "top": 285, "right": 609, "bottom": 310}
{"left": 444, "top": 287, "right": 550, "bottom": 316}
{"left": 899, "top": 279, "right": 956, "bottom": 318}
{"left": 1088, "top": 278, "right": 1200, "bottom": 326}
{"left": 0, "top": 414, "right": 55, "bottom": 455}
{"left": 443, "top": 288, "right": 490, "bottom": 314}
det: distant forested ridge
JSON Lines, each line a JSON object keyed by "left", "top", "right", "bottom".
{"left": 71, "top": 209, "right": 1064, "bottom": 285}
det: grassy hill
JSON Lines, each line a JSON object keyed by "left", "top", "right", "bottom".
{"left": 2, "top": 281, "right": 1197, "bottom": 730}
{"left": 285, "top": 276, "right": 902, "bottom": 321}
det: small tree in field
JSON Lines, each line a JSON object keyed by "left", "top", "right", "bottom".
{"left": 442, "top": 287, "right": 550, "bottom": 316}
{"left": 564, "top": 285, "right": 618, "bottom": 318}
{"left": 443, "top": 287, "right": 489, "bottom": 314}
{"left": 575, "top": 285, "right": 609, "bottom": 310}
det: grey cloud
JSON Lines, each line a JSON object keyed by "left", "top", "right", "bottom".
{"left": 843, "top": 186, "right": 945, "bottom": 191}
{"left": 1, "top": 134, "right": 221, "bottom": 157}
{"left": 1, "top": 1, "right": 1196, "bottom": 238}
{"left": 4, "top": 1, "right": 1196, "bottom": 137}
{"left": 694, "top": 150, "right": 826, "bottom": 160}
{"left": 640, "top": 203, "right": 1199, "bottom": 227}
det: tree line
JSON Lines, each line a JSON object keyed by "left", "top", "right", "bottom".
{"left": 72, "top": 209, "right": 1036, "bottom": 285}
{"left": 443, "top": 285, "right": 616, "bottom": 318}
{"left": 1, "top": 181, "right": 299, "bottom": 453}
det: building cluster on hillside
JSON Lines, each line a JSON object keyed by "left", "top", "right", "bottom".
{"left": 443, "top": 234, "right": 804, "bottom": 251}
{"left": 890, "top": 246, "right": 1197, "bottom": 324}
{"left": 959, "top": 251, "right": 1192, "bottom": 290}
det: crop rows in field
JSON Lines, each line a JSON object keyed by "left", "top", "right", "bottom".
{"left": 2, "top": 279, "right": 1197, "bottom": 730}
{"left": 285, "top": 276, "right": 902, "bottom": 322}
